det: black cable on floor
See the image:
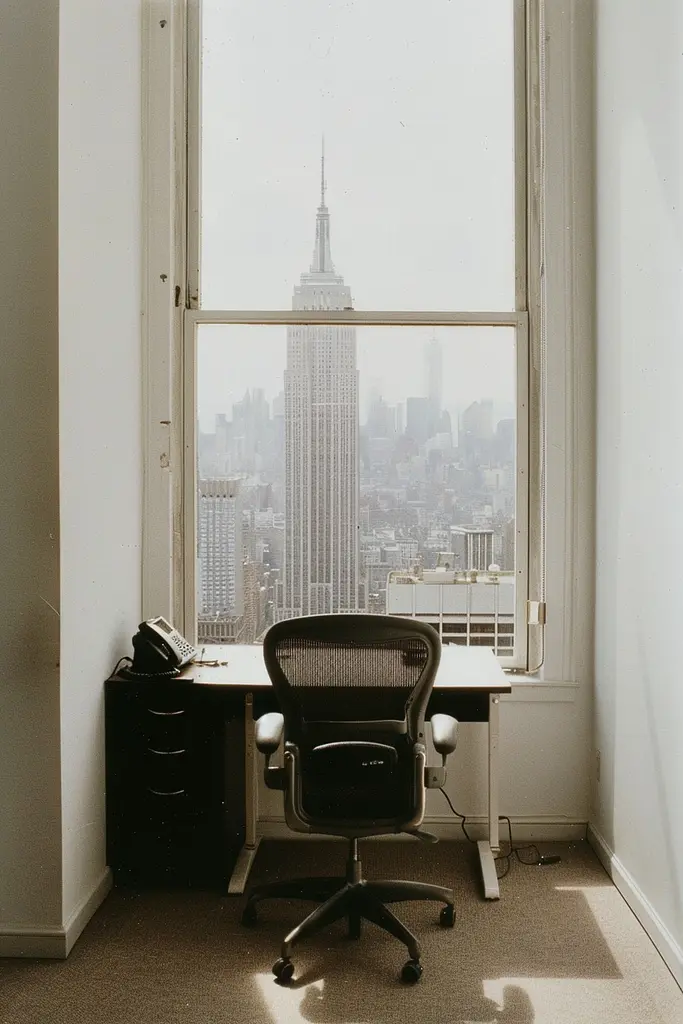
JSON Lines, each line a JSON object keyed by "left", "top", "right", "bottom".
{"left": 438, "top": 791, "right": 561, "bottom": 878}
{"left": 495, "top": 815, "right": 561, "bottom": 878}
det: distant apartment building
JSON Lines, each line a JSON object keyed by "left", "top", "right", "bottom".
{"left": 239, "top": 560, "right": 268, "bottom": 644}
{"left": 461, "top": 398, "right": 494, "bottom": 441}
{"left": 385, "top": 568, "right": 515, "bottom": 656}
{"left": 450, "top": 525, "right": 495, "bottom": 572}
{"left": 405, "top": 396, "right": 435, "bottom": 446}
{"left": 425, "top": 336, "right": 443, "bottom": 419}
{"left": 197, "top": 478, "right": 244, "bottom": 643}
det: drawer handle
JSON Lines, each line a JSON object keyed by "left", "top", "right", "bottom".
{"left": 147, "top": 708, "right": 185, "bottom": 716}
{"left": 147, "top": 787, "right": 186, "bottom": 797}
{"left": 147, "top": 748, "right": 186, "bottom": 756}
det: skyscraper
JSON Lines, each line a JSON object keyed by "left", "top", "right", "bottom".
{"left": 450, "top": 525, "right": 494, "bottom": 572}
{"left": 425, "top": 335, "right": 443, "bottom": 420}
{"left": 405, "top": 396, "right": 434, "bottom": 446}
{"left": 280, "top": 152, "right": 362, "bottom": 617}
{"left": 197, "top": 478, "right": 244, "bottom": 641}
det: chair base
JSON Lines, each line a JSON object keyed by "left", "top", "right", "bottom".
{"left": 241, "top": 840, "right": 455, "bottom": 983}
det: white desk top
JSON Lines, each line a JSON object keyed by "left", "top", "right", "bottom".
{"left": 433, "top": 643, "right": 510, "bottom": 691}
{"left": 185, "top": 642, "right": 510, "bottom": 693}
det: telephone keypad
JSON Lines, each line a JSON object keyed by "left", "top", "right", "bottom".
{"left": 170, "top": 632, "right": 197, "bottom": 659}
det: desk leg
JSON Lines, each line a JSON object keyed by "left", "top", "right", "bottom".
{"left": 477, "top": 693, "right": 501, "bottom": 900}
{"left": 227, "top": 692, "right": 261, "bottom": 895}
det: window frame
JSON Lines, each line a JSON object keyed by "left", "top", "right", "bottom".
{"left": 142, "top": 0, "right": 559, "bottom": 673}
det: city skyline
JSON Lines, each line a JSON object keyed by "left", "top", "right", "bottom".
{"left": 198, "top": 323, "right": 516, "bottom": 435}
{"left": 200, "top": 386, "right": 514, "bottom": 446}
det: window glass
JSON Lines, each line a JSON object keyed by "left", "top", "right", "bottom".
{"left": 200, "top": 0, "right": 515, "bottom": 311}
{"left": 197, "top": 324, "right": 516, "bottom": 650}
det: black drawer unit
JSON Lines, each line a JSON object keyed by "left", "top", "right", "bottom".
{"left": 105, "top": 678, "right": 246, "bottom": 889}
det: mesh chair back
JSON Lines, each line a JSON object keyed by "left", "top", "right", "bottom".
{"left": 263, "top": 614, "right": 441, "bottom": 742}
{"left": 263, "top": 615, "right": 440, "bottom": 828}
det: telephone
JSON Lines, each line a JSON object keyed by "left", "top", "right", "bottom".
{"left": 125, "top": 617, "right": 198, "bottom": 678}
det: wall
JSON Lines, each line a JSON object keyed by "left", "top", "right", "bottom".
{"left": 0, "top": 0, "right": 142, "bottom": 954}
{"left": 593, "top": 0, "right": 683, "bottom": 986}
{"left": 0, "top": 0, "right": 63, "bottom": 940}
{"left": 58, "top": 0, "right": 143, "bottom": 938}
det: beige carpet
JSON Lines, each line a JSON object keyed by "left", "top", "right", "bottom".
{"left": 0, "top": 840, "right": 681, "bottom": 1024}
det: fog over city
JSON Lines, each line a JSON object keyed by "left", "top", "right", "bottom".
{"left": 198, "top": 324, "right": 515, "bottom": 436}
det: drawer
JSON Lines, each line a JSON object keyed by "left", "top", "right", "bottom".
{"left": 145, "top": 748, "right": 187, "bottom": 795}
{"left": 142, "top": 785, "right": 190, "bottom": 825}
{"left": 143, "top": 707, "right": 187, "bottom": 751}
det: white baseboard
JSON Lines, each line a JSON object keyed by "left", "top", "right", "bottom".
{"left": 0, "top": 867, "right": 113, "bottom": 960}
{"left": 258, "top": 816, "right": 587, "bottom": 843}
{"left": 0, "top": 926, "right": 68, "bottom": 960}
{"left": 588, "top": 824, "right": 683, "bottom": 992}
{"left": 64, "top": 866, "right": 113, "bottom": 956}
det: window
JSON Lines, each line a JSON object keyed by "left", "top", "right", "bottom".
{"left": 144, "top": 0, "right": 546, "bottom": 671}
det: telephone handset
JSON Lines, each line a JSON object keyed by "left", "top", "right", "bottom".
{"left": 125, "top": 617, "right": 198, "bottom": 678}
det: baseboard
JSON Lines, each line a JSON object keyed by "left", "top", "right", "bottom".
{"left": 258, "top": 816, "right": 587, "bottom": 843}
{"left": 587, "top": 824, "right": 683, "bottom": 992}
{"left": 0, "top": 867, "right": 113, "bottom": 960}
{"left": 0, "top": 926, "right": 68, "bottom": 959}
{"left": 64, "top": 866, "right": 113, "bottom": 956}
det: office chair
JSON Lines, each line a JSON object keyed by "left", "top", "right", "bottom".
{"left": 241, "top": 614, "right": 459, "bottom": 984}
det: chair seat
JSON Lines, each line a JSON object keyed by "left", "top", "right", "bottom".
{"left": 301, "top": 739, "right": 410, "bottom": 819}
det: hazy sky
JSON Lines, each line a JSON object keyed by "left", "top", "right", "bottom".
{"left": 198, "top": 0, "right": 516, "bottom": 429}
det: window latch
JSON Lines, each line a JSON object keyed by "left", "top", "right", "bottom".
{"left": 527, "top": 600, "right": 546, "bottom": 625}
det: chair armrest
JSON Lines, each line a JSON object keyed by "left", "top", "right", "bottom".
{"left": 431, "top": 714, "right": 458, "bottom": 757}
{"left": 254, "top": 712, "right": 284, "bottom": 756}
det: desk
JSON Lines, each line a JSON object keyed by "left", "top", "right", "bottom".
{"left": 180, "top": 643, "right": 511, "bottom": 900}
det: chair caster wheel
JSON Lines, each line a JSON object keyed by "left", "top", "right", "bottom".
{"left": 241, "top": 904, "right": 257, "bottom": 927}
{"left": 440, "top": 904, "right": 456, "bottom": 927}
{"left": 272, "top": 958, "right": 294, "bottom": 985}
{"left": 401, "top": 959, "right": 423, "bottom": 984}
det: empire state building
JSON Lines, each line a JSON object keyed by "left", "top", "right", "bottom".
{"left": 280, "top": 156, "right": 362, "bottom": 618}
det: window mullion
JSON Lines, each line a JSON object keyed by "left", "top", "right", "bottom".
{"left": 186, "top": 309, "right": 527, "bottom": 329}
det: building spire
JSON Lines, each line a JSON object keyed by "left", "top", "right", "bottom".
{"left": 320, "top": 136, "right": 326, "bottom": 208}
{"left": 310, "top": 138, "right": 334, "bottom": 274}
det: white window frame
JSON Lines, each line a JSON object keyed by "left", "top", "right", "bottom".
{"left": 141, "top": 0, "right": 594, "bottom": 679}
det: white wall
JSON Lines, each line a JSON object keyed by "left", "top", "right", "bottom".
{"left": 0, "top": 0, "right": 63, "bottom": 935}
{"left": 0, "top": 0, "right": 142, "bottom": 954}
{"left": 593, "top": 0, "right": 683, "bottom": 986}
{"left": 58, "top": 0, "right": 143, "bottom": 931}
